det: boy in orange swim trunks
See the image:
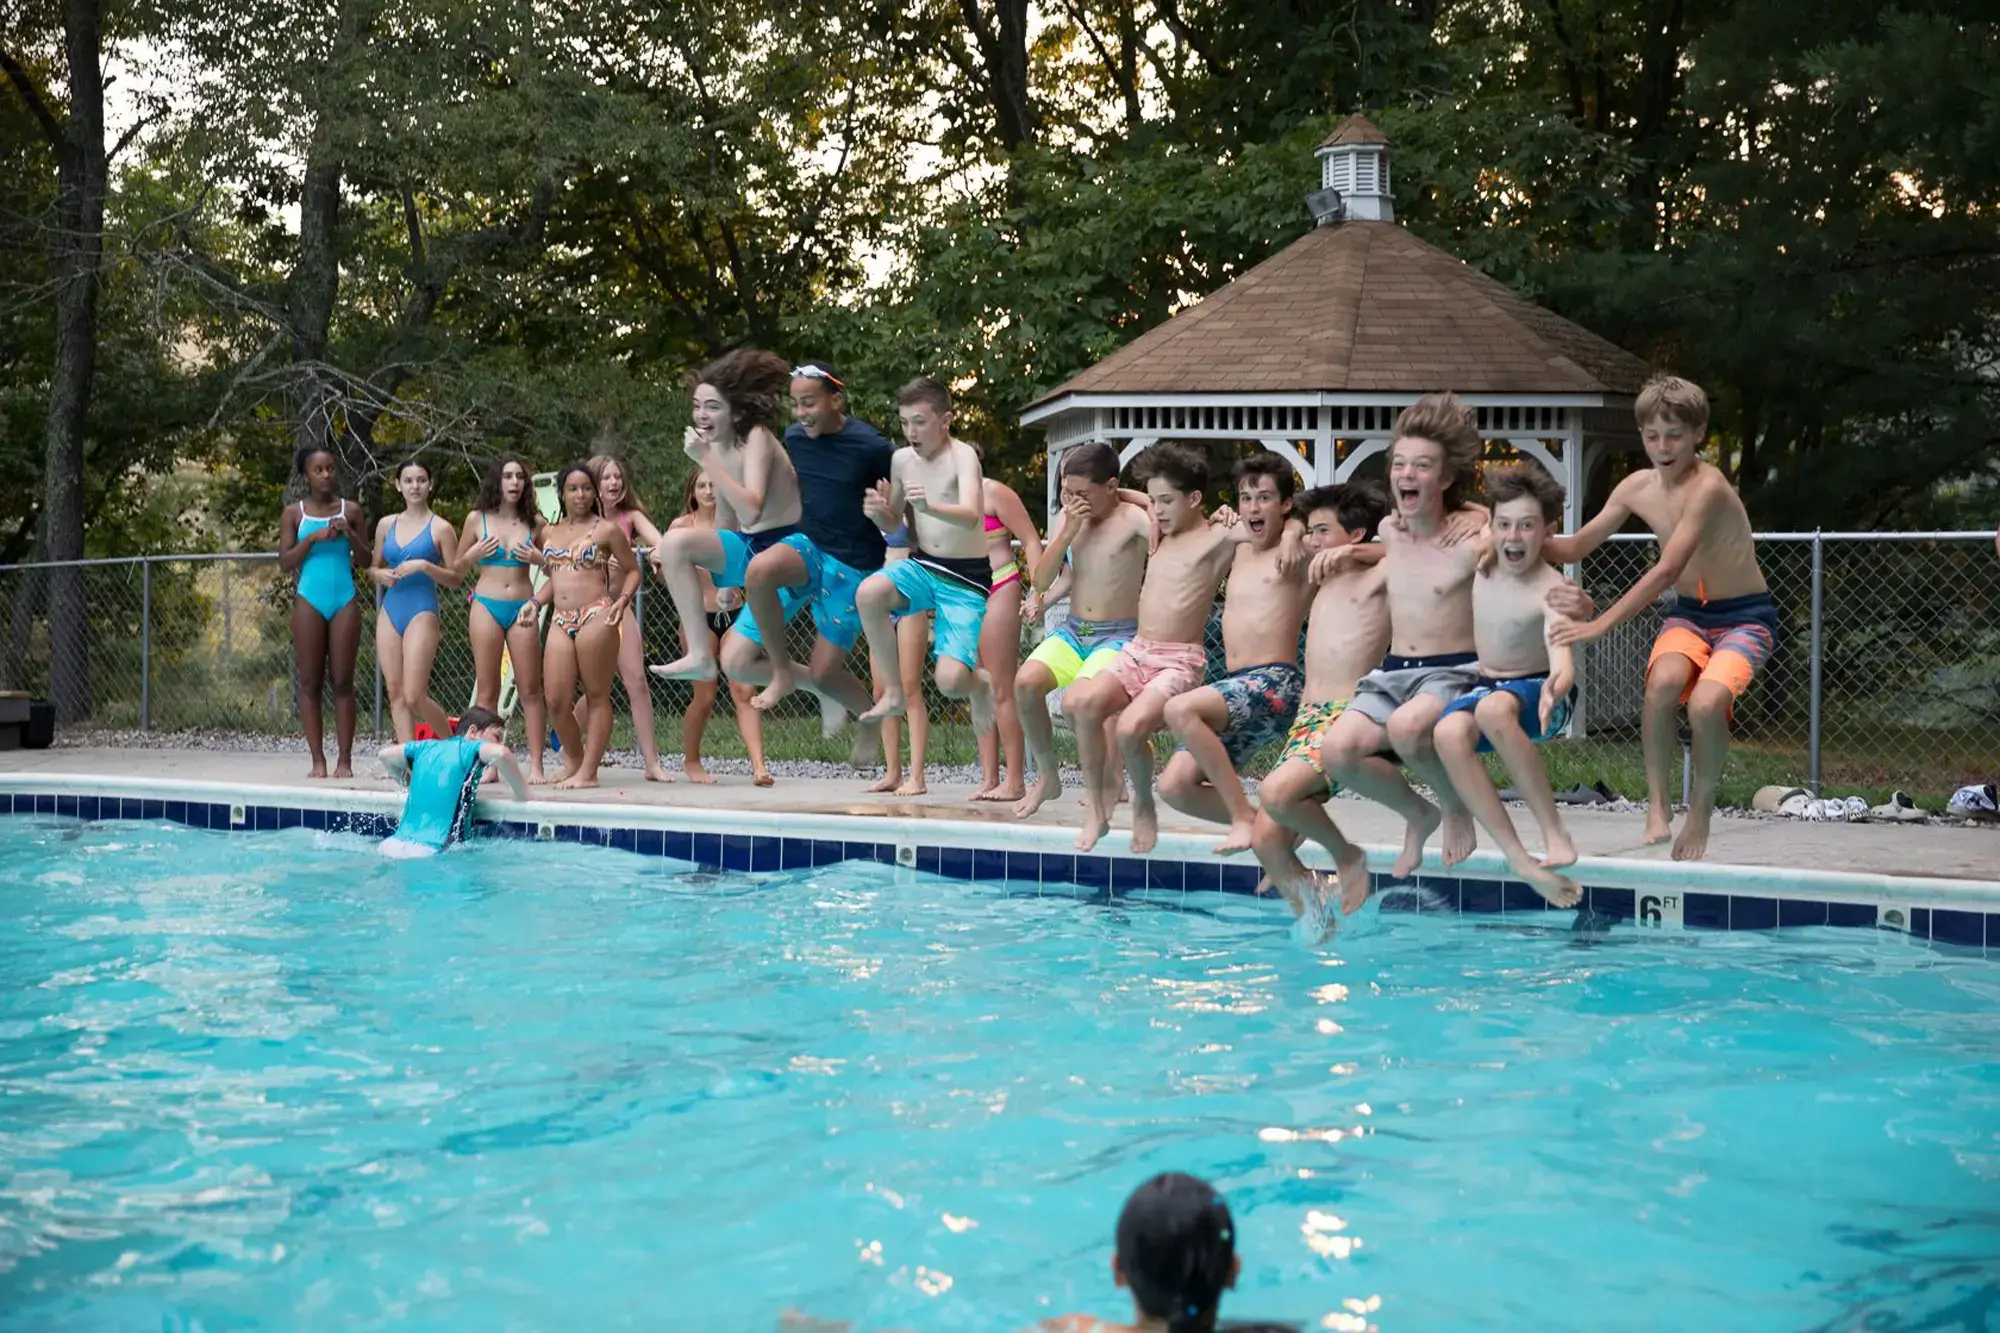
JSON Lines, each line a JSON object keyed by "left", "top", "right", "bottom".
{"left": 1548, "top": 373, "right": 1777, "bottom": 861}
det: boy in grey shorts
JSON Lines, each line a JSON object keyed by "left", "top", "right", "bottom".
{"left": 1348, "top": 651, "right": 1481, "bottom": 726}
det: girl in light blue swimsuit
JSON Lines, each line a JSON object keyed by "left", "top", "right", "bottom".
{"left": 456, "top": 454, "right": 549, "bottom": 783}
{"left": 370, "top": 458, "right": 460, "bottom": 744}
{"left": 280, "top": 446, "right": 367, "bottom": 778}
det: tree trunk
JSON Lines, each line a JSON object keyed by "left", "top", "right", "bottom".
{"left": 36, "top": 0, "right": 109, "bottom": 721}
{"left": 288, "top": 146, "right": 343, "bottom": 461}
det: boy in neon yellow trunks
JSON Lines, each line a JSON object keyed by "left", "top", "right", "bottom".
{"left": 1249, "top": 482, "right": 1392, "bottom": 927}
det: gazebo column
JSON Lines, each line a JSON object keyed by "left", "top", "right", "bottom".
{"left": 1333, "top": 438, "right": 1389, "bottom": 482}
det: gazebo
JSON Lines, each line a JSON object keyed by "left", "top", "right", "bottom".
{"left": 1021, "top": 114, "right": 1651, "bottom": 534}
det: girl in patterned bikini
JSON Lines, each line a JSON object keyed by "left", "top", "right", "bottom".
{"left": 581, "top": 454, "right": 674, "bottom": 784}
{"left": 369, "top": 459, "right": 460, "bottom": 744}
{"left": 668, "top": 472, "right": 773, "bottom": 785}
{"left": 278, "top": 446, "right": 369, "bottom": 779}
{"left": 455, "top": 455, "right": 550, "bottom": 784}
{"left": 535, "top": 463, "right": 639, "bottom": 789}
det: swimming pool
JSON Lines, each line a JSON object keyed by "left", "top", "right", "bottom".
{"left": 3, "top": 815, "right": 1997, "bottom": 1331}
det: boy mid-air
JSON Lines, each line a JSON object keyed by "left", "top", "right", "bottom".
{"left": 1249, "top": 482, "right": 1393, "bottom": 921}
{"left": 1547, "top": 374, "right": 1776, "bottom": 861}
{"left": 1155, "top": 453, "right": 1309, "bottom": 856}
{"left": 855, "top": 377, "right": 997, "bottom": 741}
{"left": 1433, "top": 463, "right": 1581, "bottom": 906}
{"left": 1063, "top": 443, "right": 1249, "bottom": 854}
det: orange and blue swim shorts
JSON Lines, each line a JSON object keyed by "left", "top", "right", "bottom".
{"left": 1648, "top": 590, "right": 1781, "bottom": 701}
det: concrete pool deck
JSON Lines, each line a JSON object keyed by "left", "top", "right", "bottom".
{"left": 5, "top": 746, "right": 1999, "bottom": 890}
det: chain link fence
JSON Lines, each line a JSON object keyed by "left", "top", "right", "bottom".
{"left": 3, "top": 533, "right": 1996, "bottom": 801}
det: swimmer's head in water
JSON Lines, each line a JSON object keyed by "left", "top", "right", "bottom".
{"left": 459, "top": 706, "right": 505, "bottom": 743}
{"left": 1114, "top": 1172, "right": 1239, "bottom": 1332}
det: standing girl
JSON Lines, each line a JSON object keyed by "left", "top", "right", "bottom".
{"left": 670, "top": 471, "right": 773, "bottom": 785}
{"left": 536, "top": 464, "right": 639, "bottom": 789}
{"left": 582, "top": 454, "right": 673, "bottom": 783}
{"left": 369, "top": 458, "right": 460, "bottom": 744}
{"left": 457, "top": 455, "right": 549, "bottom": 783}
{"left": 972, "top": 476, "right": 1045, "bottom": 802}
{"left": 278, "top": 446, "right": 368, "bottom": 778}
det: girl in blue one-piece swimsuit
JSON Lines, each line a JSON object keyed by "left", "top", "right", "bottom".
{"left": 369, "top": 458, "right": 461, "bottom": 744}
{"left": 455, "top": 453, "right": 549, "bottom": 784}
{"left": 280, "top": 446, "right": 368, "bottom": 778}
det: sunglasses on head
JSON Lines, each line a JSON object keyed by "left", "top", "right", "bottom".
{"left": 791, "top": 365, "right": 844, "bottom": 390}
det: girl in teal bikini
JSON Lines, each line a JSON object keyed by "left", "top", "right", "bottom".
{"left": 455, "top": 455, "right": 549, "bottom": 784}
{"left": 279, "top": 446, "right": 369, "bottom": 778}
{"left": 536, "top": 463, "right": 638, "bottom": 789}
{"left": 369, "top": 459, "right": 461, "bottom": 744}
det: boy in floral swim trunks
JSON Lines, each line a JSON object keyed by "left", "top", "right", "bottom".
{"left": 1156, "top": 453, "right": 1311, "bottom": 855}
{"left": 1249, "top": 483, "right": 1392, "bottom": 926}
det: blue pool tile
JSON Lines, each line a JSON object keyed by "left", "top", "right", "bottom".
{"left": 55, "top": 795, "right": 78, "bottom": 819}
{"left": 1144, "top": 859, "right": 1184, "bottom": 895}
{"left": 163, "top": 800, "right": 187, "bottom": 826}
{"left": 605, "top": 827, "right": 636, "bottom": 853}
{"left": 632, "top": 828, "right": 662, "bottom": 857}
{"left": 252, "top": 806, "right": 277, "bottom": 831}
{"left": 141, "top": 799, "right": 165, "bottom": 821}
{"left": 850, "top": 841, "right": 894, "bottom": 865}
{"left": 1990, "top": 914, "right": 2000, "bottom": 949}
{"left": 1777, "top": 899, "right": 1827, "bottom": 928}
{"left": 810, "top": 838, "right": 845, "bottom": 867}
{"left": 1073, "top": 856, "right": 1112, "bottom": 891}
{"left": 1413, "top": 877, "right": 1461, "bottom": 911}
{"left": 690, "top": 832, "right": 722, "bottom": 867}
{"left": 1729, "top": 897, "right": 1777, "bottom": 931}
{"left": 1218, "top": 864, "right": 1261, "bottom": 896}
{"left": 1181, "top": 861, "right": 1221, "bottom": 895}
{"left": 1036, "top": 852, "right": 1076, "bottom": 889}
{"left": 971, "top": 848, "right": 1009, "bottom": 883}
{"left": 1006, "top": 849, "right": 1045, "bottom": 885}
{"left": 276, "top": 807, "right": 303, "bottom": 830}
{"left": 1460, "top": 879, "right": 1503, "bottom": 914}
{"left": 35, "top": 794, "right": 55, "bottom": 814}
{"left": 937, "top": 846, "right": 974, "bottom": 880}
{"left": 779, "top": 837, "right": 814, "bottom": 870}
{"left": 1930, "top": 909, "right": 1984, "bottom": 950}
{"left": 1588, "top": 886, "right": 1634, "bottom": 919}
{"left": 1683, "top": 893, "right": 1728, "bottom": 931}
{"left": 750, "top": 837, "right": 782, "bottom": 873}
{"left": 1500, "top": 880, "right": 1550, "bottom": 914}
{"left": 720, "top": 835, "right": 755, "bottom": 871}
{"left": 79, "top": 795, "right": 104, "bottom": 821}
{"left": 661, "top": 830, "right": 693, "bottom": 862}
{"left": 914, "top": 846, "right": 941, "bottom": 875}
{"left": 1111, "top": 858, "right": 1150, "bottom": 894}
{"left": 303, "top": 808, "right": 330, "bottom": 831}
{"left": 1908, "top": 908, "right": 1931, "bottom": 940}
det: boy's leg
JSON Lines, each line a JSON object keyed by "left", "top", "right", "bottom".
{"left": 1162, "top": 685, "right": 1256, "bottom": 852}
{"left": 742, "top": 541, "right": 813, "bottom": 709}
{"left": 856, "top": 570, "right": 919, "bottom": 725}
{"left": 1474, "top": 689, "right": 1576, "bottom": 869}
{"left": 928, "top": 586, "right": 995, "bottom": 738}
{"left": 1012, "top": 650, "right": 1072, "bottom": 819}
{"left": 651, "top": 528, "right": 731, "bottom": 680}
{"left": 1065, "top": 674, "right": 1130, "bottom": 851}
{"left": 1115, "top": 688, "right": 1174, "bottom": 853}
{"left": 1384, "top": 694, "right": 1474, "bottom": 868}
{"left": 1641, "top": 653, "right": 1698, "bottom": 845}
{"left": 1678, "top": 681, "right": 1734, "bottom": 861}
{"left": 1434, "top": 701, "right": 1578, "bottom": 906}
{"left": 1324, "top": 705, "right": 1438, "bottom": 879}
{"left": 1156, "top": 751, "right": 1235, "bottom": 826}
{"left": 1256, "top": 758, "right": 1368, "bottom": 914}
{"left": 891, "top": 613, "right": 932, "bottom": 795}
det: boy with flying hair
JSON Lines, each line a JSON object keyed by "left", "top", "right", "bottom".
{"left": 1063, "top": 443, "right": 1251, "bottom": 853}
{"left": 1249, "top": 482, "right": 1393, "bottom": 921}
{"left": 1155, "top": 452, "right": 1310, "bottom": 855}
{"left": 1547, "top": 373, "right": 1777, "bottom": 861}
{"left": 1433, "top": 462, "right": 1582, "bottom": 905}
{"left": 855, "top": 377, "right": 997, "bottom": 741}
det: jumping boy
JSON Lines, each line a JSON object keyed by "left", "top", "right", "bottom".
{"left": 1063, "top": 443, "right": 1249, "bottom": 854}
{"left": 1249, "top": 482, "right": 1393, "bottom": 921}
{"left": 855, "top": 378, "right": 997, "bottom": 741}
{"left": 1547, "top": 373, "right": 1776, "bottom": 861}
{"left": 379, "top": 706, "right": 527, "bottom": 857}
{"left": 1012, "top": 442, "right": 1153, "bottom": 820}
{"left": 1155, "top": 453, "right": 1310, "bottom": 856}
{"left": 1320, "top": 393, "right": 1488, "bottom": 884}
{"left": 1433, "top": 463, "right": 1582, "bottom": 905}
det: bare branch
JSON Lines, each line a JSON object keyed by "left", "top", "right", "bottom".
{"left": 0, "top": 48, "right": 64, "bottom": 150}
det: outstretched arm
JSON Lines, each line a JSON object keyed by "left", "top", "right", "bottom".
{"left": 379, "top": 743, "right": 413, "bottom": 786}
{"left": 1542, "top": 478, "right": 1638, "bottom": 566}
{"left": 1551, "top": 484, "right": 1716, "bottom": 645}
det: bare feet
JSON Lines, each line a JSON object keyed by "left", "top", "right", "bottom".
{"left": 968, "top": 676, "right": 996, "bottom": 737}
{"left": 1539, "top": 825, "right": 1578, "bottom": 870}
{"left": 1519, "top": 860, "right": 1583, "bottom": 907}
{"left": 684, "top": 760, "right": 715, "bottom": 786}
{"left": 650, "top": 654, "right": 718, "bottom": 683}
{"left": 971, "top": 784, "right": 1024, "bottom": 803}
{"left": 752, "top": 670, "right": 797, "bottom": 713}
{"left": 1642, "top": 808, "right": 1673, "bottom": 845}
{"left": 644, "top": 765, "right": 675, "bottom": 784}
{"left": 1671, "top": 807, "right": 1711, "bottom": 861}
{"left": 1131, "top": 805, "right": 1158, "bottom": 854}
{"left": 1335, "top": 847, "right": 1371, "bottom": 914}
{"left": 1392, "top": 803, "right": 1443, "bottom": 879}
{"left": 1074, "top": 808, "right": 1111, "bottom": 853}
{"left": 554, "top": 773, "right": 598, "bottom": 790}
{"left": 863, "top": 772, "right": 901, "bottom": 794}
{"left": 527, "top": 769, "right": 550, "bottom": 787}
{"left": 1441, "top": 809, "right": 1476, "bottom": 868}
{"left": 306, "top": 762, "right": 328, "bottom": 780}
{"left": 894, "top": 777, "right": 928, "bottom": 797}
{"left": 752, "top": 768, "right": 776, "bottom": 788}
{"left": 1212, "top": 818, "right": 1256, "bottom": 857}
{"left": 859, "top": 688, "right": 906, "bottom": 726}
{"left": 1014, "top": 777, "right": 1057, "bottom": 820}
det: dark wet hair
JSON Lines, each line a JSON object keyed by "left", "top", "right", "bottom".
{"left": 554, "top": 462, "right": 600, "bottom": 519}
{"left": 1486, "top": 460, "right": 1565, "bottom": 523}
{"left": 294, "top": 445, "right": 336, "bottom": 479}
{"left": 693, "top": 347, "right": 791, "bottom": 438}
{"left": 459, "top": 705, "right": 504, "bottom": 736}
{"left": 1298, "top": 481, "right": 1391, "bottom": 537}
{"left": 1117, "top": 1173, "right": 1236, "bottom": 1333}
{"left": 1059, "top": 441, "right": 1121, "bottom": 486}
{"left": 395, "top": 457, "right": 429, "bottom": 483}
{"left": 476, "top": 454, "right": 540, "bottom": 530}
{"left": 1234, "top": 451, "right": 1296, "bottom": 502}
{"left": 1135, "top": 442, "right": 1209, "bottom": 500}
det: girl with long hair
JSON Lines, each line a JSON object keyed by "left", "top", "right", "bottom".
{"left": 536, "top": 463, "right": 639, "bottom": 788}
{"left": 670, "top": 470, "right": 773, "bottom": 785}
{"left": 369, "top": 458, "right": 460, "bottom": 743}
{"left": 972, "top": 474, "right": 1045, "bottom": 802}
{"left": 456, "top": 455, "right": 549, "bottom": 783}
{"left": 581, "top": 454, "right": 673, "bottom": 783}
{"left": 278, "top": 446, "right": 368, "bottom": 778}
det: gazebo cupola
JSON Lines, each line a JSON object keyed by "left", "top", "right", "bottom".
{"left": 1315, "top": 114, "right": 1393, "bottom": 222}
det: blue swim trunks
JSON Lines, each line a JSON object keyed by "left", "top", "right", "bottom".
{"left": 732, "top": 533, "right": 870, "bottom": 652}
{"left": 1440, "top": 673, "right": 1576, "bottom": 751}
{"left": 881, "top": 558, "right": 987, "bottom": 670}
{"left": 715, "top": 524, "right": 803, "bottom": 590}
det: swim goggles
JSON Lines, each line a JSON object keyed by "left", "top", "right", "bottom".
{"left": 790, "top": 365, "right": 844, "bottom": 389}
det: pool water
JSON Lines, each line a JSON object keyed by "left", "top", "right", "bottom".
{"left": 2, "top": 818, "right": 1997, "bottom": 1332}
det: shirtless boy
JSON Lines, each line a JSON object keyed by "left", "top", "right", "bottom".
{"left": 1320, "top": 393, "right": 1488, "bottom": 887}
{"left": 1249, "top": 482, "right": 1393, "bottom": 921}
{"left": 1012, "top": 442, "right": 1152, "bottom": 820}
{"left": 1548, "top": 373, "right": 1776, "bottom": 860}
{"left": 1064, "top": 443, "right": 1250, "bottom": 854}
{"left": 1156, "top": 453, "right": 1310, "bottom": 856}
{"left": 855, "top": 378, "right": 997, "bottom": 740}
{"left": 1434, "top": 463, "right": 1582, "bottom": 905}
{"left": 649, "top": 348, "right": 804, "bottom": 682}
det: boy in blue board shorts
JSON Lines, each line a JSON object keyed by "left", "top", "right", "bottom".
{"left": 378, "top": 707, "right": 527, "bottom": 857}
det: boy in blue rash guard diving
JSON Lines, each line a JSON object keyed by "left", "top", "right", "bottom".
{"left": 379, "top": 706, "right": 526, "bottom": 856}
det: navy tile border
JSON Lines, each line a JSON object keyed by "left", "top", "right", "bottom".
{"left": 4, "top": 801, "right": 1995, "bottom": 952}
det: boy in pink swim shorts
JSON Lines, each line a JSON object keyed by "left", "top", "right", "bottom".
{"left": 1062, "top": 444, "right": 1261, "bottom": 853}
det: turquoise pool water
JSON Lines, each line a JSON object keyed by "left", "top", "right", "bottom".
{"left": 1, "top": 816, "right": 1997, "bottom": 1332}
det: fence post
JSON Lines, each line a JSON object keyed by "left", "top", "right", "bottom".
{"left": 140, "top": 558, "right": 152, "bottom": 732}
{"left": 1808, "top": 528, "right": 1825, "bottom": 796}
